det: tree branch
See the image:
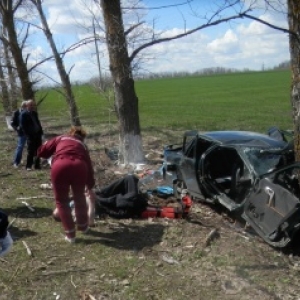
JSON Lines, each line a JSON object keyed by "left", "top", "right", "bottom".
{"left": 125, "top": 21, "right": 145, "bottom": 36}
{"left": 242, "top": 13, "right": 299, "bottom": 43}
{"left": 122, "top": 0, "right": 195, "bottom": 11}
{"left": 13, "top": 0, "right": 24, "bottom": 14}
{"left": 129, "top": 13, "right": 244, "bottom": 63}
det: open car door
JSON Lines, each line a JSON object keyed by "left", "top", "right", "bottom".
{"left": 243, "top": 165, "right": 300, "bottom": 248}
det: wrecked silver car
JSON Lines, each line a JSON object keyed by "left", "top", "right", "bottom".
{"left": 164, "top": 127, "right": 299, "bottom": 247}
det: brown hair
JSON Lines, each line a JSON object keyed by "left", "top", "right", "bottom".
{"left": 68, "top": 126, "right": 87, "bottom": 140}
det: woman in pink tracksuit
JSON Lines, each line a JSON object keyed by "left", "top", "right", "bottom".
{"left": 37, "top": 126, "right": 95, "bottom": 243}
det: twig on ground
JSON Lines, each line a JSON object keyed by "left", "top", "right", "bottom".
{"left": 161, "top": 254, "right": 180, "bottom": 265}
{"left": 155, "top": 269, "right": 165, "bottom": 277}
{"left": 9, "top": 266, "right": 20, "bottom": 282}
{"left": 71, "top": 275, "right": 77, "bottom": 288}
{"left": 88, "top": 294, "right": 97, "bottom": 300}
{"left": 21, "top": 201, "right": 35, "bottom": 212}
{"left": 22, "top": 240, "right": 32, "bottom": 256}
{"left": 41, "top": 268, "right": 95, "bottom": 276}
{"left": 132, "top": 260, "right": 145, "bottom": 277}
{"left": 7, "top": 218, "right": 16, "bottom": 229}
{"left": 17, "top": 196, "right": 53, "bottom": 200}
{"left": 203, "top": 228, "right": 219, "bottom": 248}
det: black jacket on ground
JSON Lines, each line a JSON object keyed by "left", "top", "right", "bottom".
{"left": 95, "top": 175, "right": 148, "bottom": 218}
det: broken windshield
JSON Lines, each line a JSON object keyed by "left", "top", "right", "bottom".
{"left": 243, "top": 148, "right": 282, "bottom": 175}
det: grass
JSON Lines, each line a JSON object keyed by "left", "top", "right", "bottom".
{"left": 34, "top": 69, "right": 292, "bottom": 136}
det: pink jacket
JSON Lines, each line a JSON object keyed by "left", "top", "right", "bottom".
{"left": 37, "top": 135, "right": 95, "bottom": 189}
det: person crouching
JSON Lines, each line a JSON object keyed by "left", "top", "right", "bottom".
{"left": 37, "top": 126, "right": 95, "bottom": 243}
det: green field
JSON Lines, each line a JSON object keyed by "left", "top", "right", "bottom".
{"left": 35, "top": 69, "right": 292, "bottom": 134}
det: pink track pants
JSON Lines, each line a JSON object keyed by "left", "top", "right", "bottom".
{"left": 51, "top": 157, "right": 89, "bottom": 238}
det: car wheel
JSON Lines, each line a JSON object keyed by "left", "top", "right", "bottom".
{"left": 173, "top": 180, "right": 187, "bottom": 200}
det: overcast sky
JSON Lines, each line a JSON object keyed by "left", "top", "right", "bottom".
{"left": 24, "top": 0, "right": 290, "bottom": 85}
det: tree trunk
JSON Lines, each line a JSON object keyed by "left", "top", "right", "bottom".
{"left": 101, "top": 0, "right": 144, "bottom": 164}
{"left": 0, "top": 0, "right": 34, "bottom": 100}
{"left": 288, "top": 0, "right": 300, "bottom": 162}
{"left": 0, "top": 57, "right": 11, "bottom": 116}
{"left": 3, "top": 30, "right": 19, "bottom": 110}
{"left": 33, "top": 0, "right": 81, "bottom": 126}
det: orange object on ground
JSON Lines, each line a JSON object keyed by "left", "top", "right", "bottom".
{"left": 141, "top": 195, "right": 192, "bottom": 219}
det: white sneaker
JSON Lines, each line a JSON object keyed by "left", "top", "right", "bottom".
{"left": 64, "top": 236, "right": 76, "bottom": 243}
{"left": 13, "top": 164, "right": 19, "bottom": 168}
{"left": 26, "top": 168, "right": 32, "bottom": 171}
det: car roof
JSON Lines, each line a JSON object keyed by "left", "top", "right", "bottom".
{"left": 199, "top": 130, "right": 287, "bottom": 148}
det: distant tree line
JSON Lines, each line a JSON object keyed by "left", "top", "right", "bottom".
{"left": 87, "top": 60, "right": 291, "bottom": 84}
{"left": 133, "top": 60, "right": 291, "bottom": 80}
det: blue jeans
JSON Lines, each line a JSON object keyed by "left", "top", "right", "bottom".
{"left": 0, "top": 231, "right": 13, "bottom": 257}
{"left": 13, "top": 135, "right": 26, "bottom": 165}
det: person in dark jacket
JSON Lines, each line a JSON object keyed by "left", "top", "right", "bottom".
{"left": 11, "top": 101, "right": 27, "bottom": 168}
{"left": 0, "top": 210, "right": 13, "bottom": 257}
{"left": 37, "top": 126, "right": 96, "bottom": 243}
{"left": 20, "top": 99, "right": 43, "bottom": 170}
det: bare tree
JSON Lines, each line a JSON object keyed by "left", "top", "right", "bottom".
{"left": 0, "top": 0, "right": 35, "bottom": 100}
{"left": 30, "top": 0, "right": 81, "bottom": 126}
{"left": 3, "top": 28, "right": 19, "bottom": 111}
{"left": 101, "top": 0, "right": 144, "bottom": 163}
{"left": 99, "top": 0, "right": 255, "bottom": 164}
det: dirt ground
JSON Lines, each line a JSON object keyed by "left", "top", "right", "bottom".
{"left": 1, "top": 126, "right": 300, "bottom": 300}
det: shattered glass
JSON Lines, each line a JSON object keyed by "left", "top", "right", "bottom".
{"left": 243, "top": 147, "right": 282, "bottom": 175}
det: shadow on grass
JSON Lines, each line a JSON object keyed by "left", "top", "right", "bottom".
{"left": 4, "top": 206, "right": 53, "bottom": 219}
{"left": 0, "top": 173, "right": 14, "bottom": 178}
{"left": 9, "top": 226, "right": 38, "bottom": 240}
{"left": 76, "top": 222, "right": 165, "bottom": 251}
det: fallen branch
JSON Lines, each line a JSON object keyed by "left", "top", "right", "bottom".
{"left": 22, "top": 241, "right": 32, "bottom": 256}
{"left": 17, "top": 196, "right": 53, "bottom": 200}
{"left": 7, "top": 218, "right": 16, "bottom": 229}
{"left": 161, "top": 254, "right": 180, "bottom": 265}
{"left": 9, "top": 266, "right": 20, "bottom": 282}
{"left": 155, "top": 269, "right": 165, "bottom": 277}
{"left": 204, "top": 228, "right": 219, "bottom": 248}
{"left": 41, "top": 267, "right": 95, "bottom": 276}
{"left": 88, "top": 294, "right": 97, "bottom": 300}
{"left": 70, "top": 275, "right": 77, "bottom": 288}
{"left": 21, "top": 201, "right": 35, "bottom": 212}
{"left": 132, "top": 260, "right": 145, "bottom": 277}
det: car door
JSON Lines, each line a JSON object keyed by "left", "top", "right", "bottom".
{"left": 243, "top": 164, "right": 300, "bottom": 247}
{"left": 179, "top": 135, "right": 216, "bottom": 198}
{"left": 179, "top": 138, "right": 201, "bottom": 196}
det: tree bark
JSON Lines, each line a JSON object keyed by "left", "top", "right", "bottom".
{"left": 0, "top": 0, "right": 34, "bottom": 100}
{"left": 33, "top": 0, "right": 81, "bottom": 126}
{"left": 288, "top": 0, "right": 300, "bottom": 162}
{"left": 0, "top": 57, "right": 11, "bottom": 116}
{"left": 101, "top": 0, "right": 144, "bottom": 164}
{"left": 3, "top": 30, "right": 19, "bottom": 111}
